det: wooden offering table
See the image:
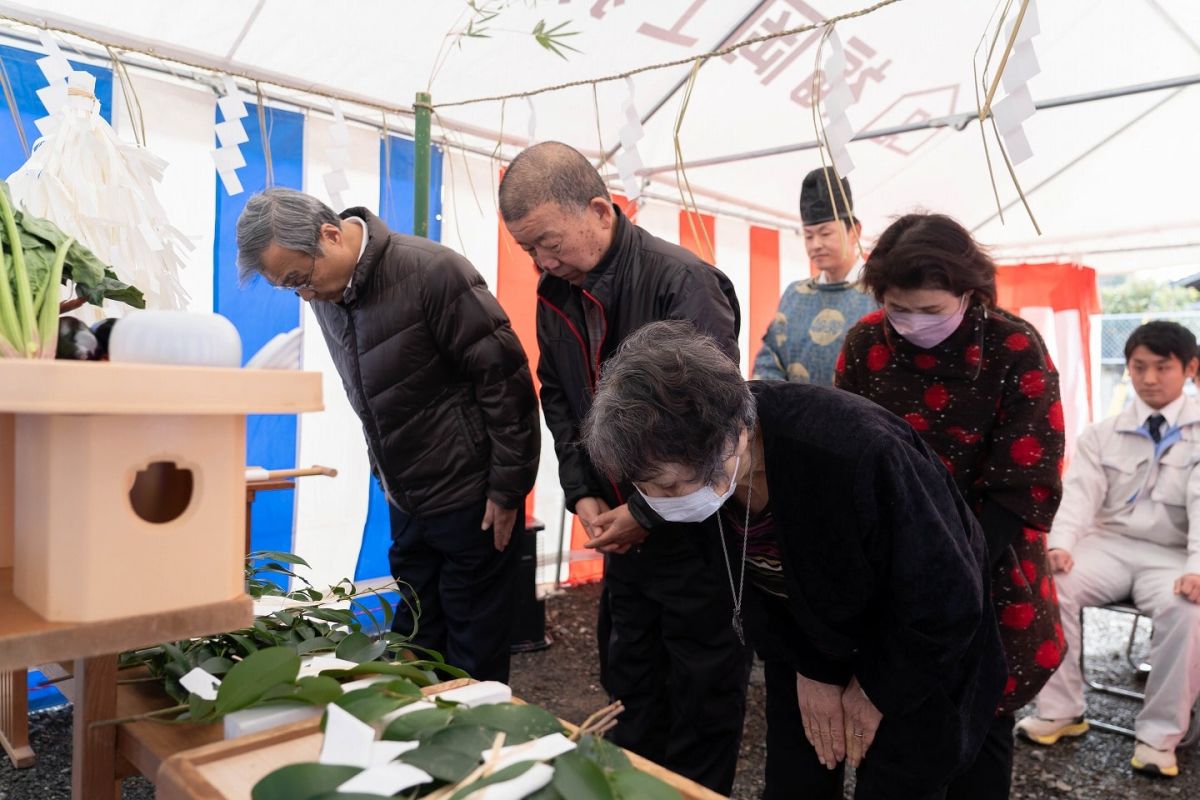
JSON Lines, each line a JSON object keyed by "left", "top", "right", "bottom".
{"left": 0, "top": 359, "right": 323, "bottom": 798}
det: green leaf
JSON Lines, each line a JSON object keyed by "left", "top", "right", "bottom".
{"left": 608, "top": 768, "right": 681, "bottom": 800}
{"left": 454, "top": 704, "right": 565, "bottom": 744}
{"left": 250, "top": 550, "right": 312, "bottom": 568}
{"left": 228, "top": 633, "right": 260, "bottom": 655}
{"left": 319, "top": 660, "right": 437, "bottom": 687}
{"left": 251, "top": 763, "right": 362, "bottom": 800}
{"left": 382, "top": 706, "right": 455, "bottom": 741}
{"left": 331, "top": 684, "right": 417, "bottom": 724}
{"left": 552, "top": 751, "right": 613, "bottom": 800}
{"left": 527, "top": 786, "right": 565, "bottom": 800}
{"left": 425, "top": 724, "right": 498, "bottom": 758}
{"left": 448, "top": 761, "right": 537, "bottom": 800}
{"left": 398, "top": 742, "right": 478, "bottom": 783}
{"left": 215, "top": 647, "right": 301, "bottom": 715}
{"left": 13, "top": 237, "right": 51, "bottom": 312}
{"left": 306, "top": 608, "right": 357, "bottom": 626}
{"left": 62, "top": 240, "right": 107, "bottom": 289}
{"left": 295, "top": 636, "right": 337, "bottom": 656}
{"left": 575, "top": 735, "right": 631, "bottom": 771}
{"left": 261, "top": 675, "right": 343, "bottom": 707}
{"left": 186, "top": 693, "right": 218, "bottom": 724}
{"left": 197, "top": 656, "right": 236, "bottom": 676}
{"left": 72, "top": 268, "right": 144, "bottom": 309}
{"left": 335, "top": 632, "right": 387, "bottom": 664}
{"left": 15, "top": 210, "right": 68, "bottom": 248}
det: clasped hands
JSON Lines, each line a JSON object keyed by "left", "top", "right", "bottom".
{"left": 796, "top": 673, "right": 883, "bottom": 770}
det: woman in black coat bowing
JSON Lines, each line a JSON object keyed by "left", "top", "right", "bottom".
{"left": 581, "top": 320, "right": 1006, "bottom": 800}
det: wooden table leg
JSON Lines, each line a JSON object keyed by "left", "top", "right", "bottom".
{"left": 0, "top": 667, "right": 34, "bottom": 768}
{"left": 72, "top": 654, "right": 120, "bottom": 800}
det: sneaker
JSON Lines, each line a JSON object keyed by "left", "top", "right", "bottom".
{"left": 1131, "top": 742, "right": 1178, "bottom": 777}
{"left": 1014, "top": 715, "right": 1089, "bottom": 745}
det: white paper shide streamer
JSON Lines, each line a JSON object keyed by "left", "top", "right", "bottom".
{"left": 7, "top": 32, "right": 193, "bottom": 310}
{"left": 991, "top": 0, "right": 1041, "bottom": 165}
{"left": 526, "top": 96, "right": 538, "bottom": 146}
{"left": 213, "top": 75, "right": 249, "bottom": 196}
{"left": 323, "top": 98, "right": 351, "bottom": 210}
{"left": 613, "top": 77, "right": 645, "bottom": 202}
{"left": 820, "top": 26, "right": 857, "bottom": 177}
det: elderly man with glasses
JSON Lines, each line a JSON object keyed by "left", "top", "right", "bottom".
{"left": 235, "top": 188, "right": 540, "bottom": 683}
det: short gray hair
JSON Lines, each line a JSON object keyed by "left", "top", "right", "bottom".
{"left": 498, "top": 141, "right": 609, "bottom": 222}
{"left": 582, "top": 320, "right": 756, "bottom": 486}
{"left": 235, "top": 188, "right": 342, "bottom": 283}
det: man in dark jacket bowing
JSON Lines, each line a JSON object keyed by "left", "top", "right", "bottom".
{"left": 499, "top": 141, "right": 747, "bottom": 795}
{"left": 235, "top": 188, "right": 539, "bottom": 683}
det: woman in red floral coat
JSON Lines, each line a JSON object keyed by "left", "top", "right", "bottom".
{"left": 836, "top": 213, "right": 1065, "bottom": 800}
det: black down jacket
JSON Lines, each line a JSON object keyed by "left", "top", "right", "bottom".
{"left": 311, "top": 209, "right": 539, "bottom": 517}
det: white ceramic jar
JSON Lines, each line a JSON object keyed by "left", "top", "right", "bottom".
{"left": 109, "top": 311, "right": 243, "bottom": 368}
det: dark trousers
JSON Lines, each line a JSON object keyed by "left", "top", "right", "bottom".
{"left": 945, "top": 713, "right": 1014, "bottom": 800}
{"left": 762, "top": 659, "right": 948, "bottom": 800}
{"left": 602, "top": 526, "right": 750, "bottom": 796}
{"left": 388, "top": 500, "right": 522, "bottom": 683}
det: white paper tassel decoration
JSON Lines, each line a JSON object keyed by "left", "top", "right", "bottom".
{"left": 322, "top": 98, "right": 351, "bottom": 210}
{"left": 613, "top": 77, "right": 646, "bottom": 202}
{"left": 213, "top": 75, "right": 249, "bottom": 196}
{"left": 991, "top": 0, "right": 1041, "bottom": 165}
{"left": 820, "top": 26, "right": 857, "bottom": 177}
{"left": 7, "top": 43, "right": 193, "bottom": 310}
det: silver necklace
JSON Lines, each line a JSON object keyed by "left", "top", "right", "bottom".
{"left": 715, "top": 451, "right": 752, "bottom": 646}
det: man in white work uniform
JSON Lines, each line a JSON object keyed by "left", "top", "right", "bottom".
{"left": 1016, "top": 320, "right": 1200, "bottom": 778}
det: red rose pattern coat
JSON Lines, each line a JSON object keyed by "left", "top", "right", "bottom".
{"left": 837, "top": 303, "right": 1066, "bottom": 713}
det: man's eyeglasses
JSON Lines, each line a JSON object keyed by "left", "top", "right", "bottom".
{"left": 272, "top": 256, "right": 317, "bottom": 296}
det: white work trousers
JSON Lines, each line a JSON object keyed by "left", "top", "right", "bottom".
{"left": 1033, "top": 531, "right": 1200, "bottom": 749}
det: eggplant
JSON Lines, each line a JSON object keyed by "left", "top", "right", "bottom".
{"left": 90, "top": 317, "right": 118, "bottom": 360}
{"left": 56, "top": 316, "right": 100, "bottom": 360}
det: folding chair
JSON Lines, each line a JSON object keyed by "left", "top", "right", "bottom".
{"left": 1080, "top": 602, "right": 1200, "bottom": 745}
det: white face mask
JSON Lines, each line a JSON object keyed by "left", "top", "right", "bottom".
{"left": 636, "top": 456, "right": 740, "bottom": 523}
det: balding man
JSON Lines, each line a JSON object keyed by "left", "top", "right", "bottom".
{"left": 499, "top": 141, "right": 748, "bottom": 794}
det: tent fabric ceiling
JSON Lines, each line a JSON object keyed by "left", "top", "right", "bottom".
{"left": 3, "top": 0, "right": 1198, "bottom": 273}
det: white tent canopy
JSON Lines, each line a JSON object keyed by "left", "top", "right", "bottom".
{"left": 2, "top": 0, "right": 1198, "bottom": 275}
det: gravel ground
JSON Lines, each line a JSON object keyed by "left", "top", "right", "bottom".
{"left": 2, "top": 587, "right": 1195, "bottom": 799}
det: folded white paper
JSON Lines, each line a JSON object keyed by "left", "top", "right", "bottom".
{"left": 217, "top": 169, "right": 244, "bottom": 196}
{"left": 211, "top": 146, "right": 247, "bottom": 172}
{"left": 368, "top": 739, "right": 420, "bottom": 765}
{"left": 470, "top": 762, "right": 554, "bottom": 800}
{"left": 482, "top": 732, "right": 576, "bottom": 772}
{"left": 1002, "top": 127, "right": 1034, "bottom": 165}
{"left": 215, "top": 119, "right": 250, "bottom": 147}
{"left": 378, "top": 699, "right": 436, "bottom": 727}
{"left": 337, "top": 762, "right": 434, "bottom": 795}
{"left": 225, "top": 704, "right": 322, "bottom": 739}
{"left": 179, "top": 667, "right": 220, "bottom": 701}
{"left": 991, "top": 85, "right": 1035, "bottom": 136}
{"left": 435, "top": 681, "right": 513, "bottom": 707}
{"left": 298, "top": 655, "right": 359, "bottom": 678}
{"left": 320, "top": 704, "right": 378, "bottom": 768}
{"left": 245, "top": 327, "right": 304, "bottom": 370}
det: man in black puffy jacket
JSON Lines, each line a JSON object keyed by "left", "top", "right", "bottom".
{"left": 500, "top": 142, "right": 748, "bottom": 794}
{"left": 236, "top": 188, "right": 539, "bottom": 682}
